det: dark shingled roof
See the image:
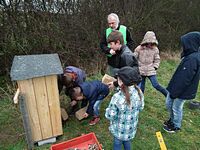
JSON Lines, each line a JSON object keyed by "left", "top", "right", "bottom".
{"left": 10, "top": 53, "right": 63, "bottom": 81}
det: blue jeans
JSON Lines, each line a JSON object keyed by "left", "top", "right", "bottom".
{"left": 139, "top": 75, "right": 168, "bottom": 97}
{"left": 165, "top": 93, "right": 186, "bottom": 128}
{"left": 93, "top": 100, "right": 103, "bottom": 116}
{"left": 113, "top": 137, "right": 131, "bottom": 150}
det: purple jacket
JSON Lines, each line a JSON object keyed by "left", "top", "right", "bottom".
{"left": 65, "top": 66, "right": 86, "bottom": 85}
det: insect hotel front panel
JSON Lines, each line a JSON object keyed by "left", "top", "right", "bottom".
{"left": 10, "top": 54, "right": 63, "bottom": 142}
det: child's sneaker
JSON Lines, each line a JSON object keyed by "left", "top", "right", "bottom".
{"left": 89, "top": 117, "right": 100, "bottom": 125}
{"left": 163, "top": 118, "right": 173, "bottom": 127}
{"left": 163, "top": 124, "right": 180, "bottom": 133}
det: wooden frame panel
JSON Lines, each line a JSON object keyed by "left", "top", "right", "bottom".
{"left": 45, "top": 75, "right": 63, "bottom": 136}
{"left": 32, "top": 77, "right": 53, "bottom": 139}
{"left": 18, "top": 79, "right": 42, "bottom": 141}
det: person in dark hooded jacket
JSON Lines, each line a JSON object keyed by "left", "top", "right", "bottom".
{"left": 163, "top": 31, "right": 200, "bottom": 133}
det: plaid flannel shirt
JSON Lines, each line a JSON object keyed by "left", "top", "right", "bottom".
{"left": 105, "top": 85, "right": 144, "bottom": 141}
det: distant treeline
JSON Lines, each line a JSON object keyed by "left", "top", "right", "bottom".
{"left": 0, "top": 0, "right": 199, "bottom": 75}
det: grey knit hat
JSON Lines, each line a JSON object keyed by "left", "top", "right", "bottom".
{"left": 116, "top": 66, "right": 142, "bottom": 86}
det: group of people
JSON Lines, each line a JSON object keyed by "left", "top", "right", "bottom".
{"left": 58, "top": 13, "right": 200, "bottom": 150}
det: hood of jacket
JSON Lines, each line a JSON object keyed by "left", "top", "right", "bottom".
{"left": 181, "top": 31, "right": 200, "bottom": 58}
{"left": 141, "top": 31, "right": 158, "bottom": 45}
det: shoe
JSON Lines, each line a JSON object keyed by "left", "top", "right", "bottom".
{"left": 189, "top": 101, "right": 200, "bottom": 110}
{"left": 163, "top": 124, "right": 180, "bottom": 133}
{"left": 163, "top": 118, "right": 173, "bottom": 127}
{"left": 89, "top": 117, "right": 100, "bottom": 125}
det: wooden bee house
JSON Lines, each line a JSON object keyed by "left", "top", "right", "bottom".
{"left": 10, "top": 54, "right": 63, "bottom": 143}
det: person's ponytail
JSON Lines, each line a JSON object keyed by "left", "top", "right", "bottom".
{"left": 121, "top": 84, "right": 130, "bottom": 105}
{"left": 134, "top": 84, "right": 142, "bottom": 101}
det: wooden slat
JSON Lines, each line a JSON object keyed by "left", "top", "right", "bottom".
{"left": 32, "top": 77, "right": 53, "bottom": 139}
{"left": 18, "top": 79, "right": 42, "bottom": 141}
{"left": 45, "top": 75, "right": 63, "bottom": 136}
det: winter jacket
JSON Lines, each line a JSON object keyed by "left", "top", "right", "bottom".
{"left": 100, "top": 24, "right": 135, "bottom": 66}
{"left": 57, "top": 66, "right": 86, "bottom": 94}
{"left": 113, "top": 45, "right": 138, "bottom": 68}
{"left": 79, "top": 80, "right": 109, "bottom": 115}
{"left": 111, "top": 45, "right": 138, "bottom": 74}
{"left": 167, "top": 31, "right": 200, "bottom": 100}
{"left": 64, "top": 66, "right": 86, "bottom": 85}
{"left": 134, "top": 45, "right": 160, "bottom": 76}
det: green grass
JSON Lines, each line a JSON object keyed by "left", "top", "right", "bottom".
{"left": 0, "top": 59, "right": 200, "bottom": 150}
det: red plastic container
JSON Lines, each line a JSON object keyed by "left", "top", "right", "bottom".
{"left": 50, "top": 132, "right": 102, "bottom": 150}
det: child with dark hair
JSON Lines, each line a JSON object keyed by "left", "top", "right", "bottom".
{"left": 100, "top": 13, "right": 135, "bottom": 76}
{"left": 104, "top": 30, "right": 138, "bottom": 76}
{"left": 105, "top": 66, "right": 144, "bottom": 150}
{"left": 69, "top": 80, "right": 109, "bottom": 125}
{"left": 58, "top": 66, "right": 86, "bottom": 94}
{"left": 57, "top": 66, "right": 86, "bottom": 114}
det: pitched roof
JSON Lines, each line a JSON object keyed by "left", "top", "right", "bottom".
{"left": 10, "top": 53, "right": 63, "bottom": 81}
